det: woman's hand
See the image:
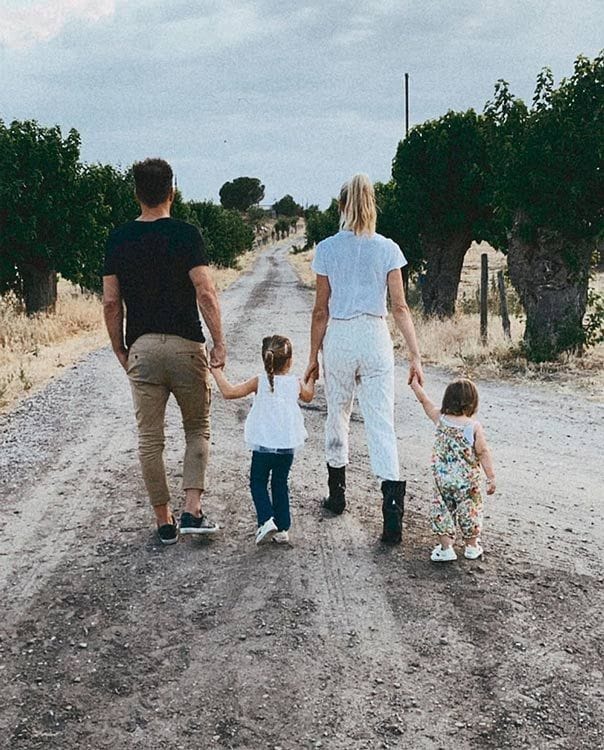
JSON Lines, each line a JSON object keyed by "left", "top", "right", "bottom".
{"left": 304, "top": 359, "right": 320, "bottom": 383}
{"left": 408, "top": 356, "right": 424, "bottom": 386}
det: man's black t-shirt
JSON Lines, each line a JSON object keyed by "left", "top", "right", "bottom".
{"left": 104, "top": 218, "right": 209, "bottom": 348}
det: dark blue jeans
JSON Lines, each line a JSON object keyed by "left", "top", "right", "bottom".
{"left": 250, "top": 450, "right": 294, "bottom": 530}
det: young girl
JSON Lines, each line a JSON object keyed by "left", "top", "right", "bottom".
{"left": 409, "top": 376, "right": 496, "bottom": 561}
{"left": 211, "top": 335, "right": 315, "bottom": 545}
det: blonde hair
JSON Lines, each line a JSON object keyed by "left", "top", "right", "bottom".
{"left": 339, "top": 173, "right": 377, "bottom": 235}
{"left": 262, "top": 335, "right": 292, "bottom": 392}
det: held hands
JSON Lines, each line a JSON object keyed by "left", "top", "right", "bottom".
{"left": 408, "top": 372, "right": 423, "bottom": 396}
{"left": 210, "top": 341, "right": 226, "bottom": 369}
{"left": 304, "top": 359, "right": 320, "bottom": 383}
{"left": 408, "top": 356, "right": 424, "bottom": 387}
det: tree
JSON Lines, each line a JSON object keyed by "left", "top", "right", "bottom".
{"left": 304, "top": 199, "right": 340, "bottom": 247}
{"left": 484, "top": 52, "right": 604, "bottom": 360}
{"left": 219, "top": 177, "right": 264, "bottom": 212}
{"left": 390, "top": 110, "right": 491, "bottom": 317}
{"left": 0, "top": 120, "right": 82, "bottom": 313}
{"left": 272, "top": 194, "right": 302, "bottom": 217}
{"left": 68, "top": 163, "right": 137, "bottom": 293}
{"left": 188, "top": 201, "right": 254, "bottom": 267}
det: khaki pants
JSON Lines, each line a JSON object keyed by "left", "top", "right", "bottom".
{"left": 127, "top": 334, "right": 211, "bottom": 507}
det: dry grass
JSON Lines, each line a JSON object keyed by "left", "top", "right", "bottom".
{"left": 0, "top": 253, "right": 260, "bottom": 412}
{"left": 0, "top": 280, "right": 105, "bottom": 410}
{"left": 288, "top": 242, "right": 604, "bottom": 398}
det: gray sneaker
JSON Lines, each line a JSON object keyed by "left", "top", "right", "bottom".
{"left": 255, "top": 518, "right": 277, "bottom": 545}
{"left": 179, "top": 512, "right": 220, "bottom": 535}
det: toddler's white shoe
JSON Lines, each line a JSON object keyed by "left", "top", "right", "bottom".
{"left": 255, "top": 517, "right": 278, "bottom": 545}
{"left": 464, "top": 543, "right": 484, "bottom": 559}
{"left": 431, "top": 544, "right": 457, "bottom": 562}
{"left": 273, "top": 530, "right": 290, "bottom": 544}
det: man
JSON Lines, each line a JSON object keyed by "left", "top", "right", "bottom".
{"left": 103, "top": 158, "right": 226, "bottom": 545}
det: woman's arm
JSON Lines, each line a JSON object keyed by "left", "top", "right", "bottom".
{"left": 211, "top": 369, "right": 258, "bottom": 400}
{"left": 387, "top": 269, "right": 424, "bottom": 386}
{"left": 409, "top": 375, "right": 440, "bottom": 424}
{"left": 474, "top": 423, "right": 496, "bottom": 494}
{"left": 305, "top": 274, "right": 331, "bottom": 382}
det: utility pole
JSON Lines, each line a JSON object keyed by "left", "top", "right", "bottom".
{"left": 404, "top": 73, "right": 409, "bottom": 137}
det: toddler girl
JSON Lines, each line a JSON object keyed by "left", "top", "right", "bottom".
{"left": 211, "top": 335, "right": 315, "bottom": 545}
{"left": 410, "top": 376, "right": 496, "bottom": 561}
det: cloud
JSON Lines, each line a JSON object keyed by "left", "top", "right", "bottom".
{"left": 0, "top": 0, "right": 115, "bottom": 50}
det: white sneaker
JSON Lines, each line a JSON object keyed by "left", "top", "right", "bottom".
{"left": 464, "top": 543, "right": 484, "bottom": 559}
{"left": 273, "top": 530, "right": 290, "bottom": 544}
{"left": 255, "top": 518, "right": 278, "bottom": 545}
{"left": 431, "top": 544, "right": 458, "bottom": 562}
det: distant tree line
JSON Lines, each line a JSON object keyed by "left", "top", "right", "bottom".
{"left": 0, "top": 121, "right": 255, "bottom": 314}
{"left": 304, "top": 51, "right": 604, "bottom": 361}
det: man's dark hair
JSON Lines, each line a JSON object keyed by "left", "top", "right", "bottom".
{"left": 132, "top": 158, "right": 173, "bottom": 207}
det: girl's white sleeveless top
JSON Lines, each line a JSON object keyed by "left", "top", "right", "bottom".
{"left": 244, "top": 373, "right": 308, "bottom": 450}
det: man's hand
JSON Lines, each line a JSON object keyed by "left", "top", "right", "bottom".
{"left": 210, "top": 342, "right": 226, "bottom": 369}
{"left": 486, "top": 478, "right": 497, "bottom": 495}
{"left": 116, "top": 348, "right": 129, "bottom": 372}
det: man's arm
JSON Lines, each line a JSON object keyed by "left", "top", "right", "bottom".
{"left": 102, "top": 275, "right": 128, "bottom": 371}
{"left": 189, "top": 265, "right": 226, "bottom": 368}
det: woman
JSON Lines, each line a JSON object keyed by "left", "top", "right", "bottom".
{"left": 305, "top": 174, "right": 424, "bottom": 544}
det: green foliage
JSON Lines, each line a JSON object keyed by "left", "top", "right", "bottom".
{"left": 584, "top": 288, "right": 604, "bottom": 347}
{"left": 304, "top": 199, "right": 340, "bottom": 247}
{"left": 68, "top": 163, "right": 137, "bottom": 293}
{"left": 484, "top": 52, "right": 604, "bottom": 246}
{"left": 272, "top": 194, "right": 302, "bottom": 217}
{"left": 246, "top": 205, "right": 268, "bottom": 229}
{"left": 391, "top": 109, "right": 492, "bottom": 254}
{"left": 219, "top": 176, "right": 265, "bottom": 212}
{"left": 0, "top": 119, "right": 82, "bottom": 309}
{"left": 375, "top": 180, "right": 422, "bottom": 268}
{"left": 188, "top": 201, "right": 254, "bottom": 267}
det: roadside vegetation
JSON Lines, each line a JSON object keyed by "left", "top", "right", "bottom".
{"left": 289, "top": 242, "right": 604, "bottom": 396}
{"left": 302, "top": 51, "right": 604, "bottom": 366}
{"left": 0, "top": 257, "right": 258, "bottom": 411}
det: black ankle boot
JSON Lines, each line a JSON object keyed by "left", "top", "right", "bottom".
{"left": 323, "top": 464, "right": 346, "bottom": 514}
{"left": 381, "top": 480, "right": 406, "bottom": 544}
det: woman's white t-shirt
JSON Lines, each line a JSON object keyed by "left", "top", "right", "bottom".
{"left": 244, "top": 373, "right": 308, "bottom": 451}
{"left": 311, "top": 230, "right": 407, "bottom": 319}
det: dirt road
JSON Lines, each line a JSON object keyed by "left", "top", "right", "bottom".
{"left": 0, "top": 241, "right": 602, "bottom": 750}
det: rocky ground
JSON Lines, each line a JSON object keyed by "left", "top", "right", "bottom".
{"left": 0, "top": 240, "right": 602, "bottom": 749}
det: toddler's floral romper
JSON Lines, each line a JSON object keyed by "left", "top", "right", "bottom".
{"left": 431, "top": 416, "right": 482, "bottom": 540}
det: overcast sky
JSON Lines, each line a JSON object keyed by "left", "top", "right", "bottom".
{"left": 1, "top": 1, "right": 602, "bottom": 207}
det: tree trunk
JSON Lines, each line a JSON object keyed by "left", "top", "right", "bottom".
{"left": 20, "top": 261, "right": 57, "bottom": 314}
{"left": 420, "top": 231, "right": 472, "bottom": 317}
{"left": 507, "top": 212, "right": 592, "bottom": 362}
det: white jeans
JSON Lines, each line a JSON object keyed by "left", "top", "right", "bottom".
{"left": 322, "top": 315, "right": 400, "bottom": 481}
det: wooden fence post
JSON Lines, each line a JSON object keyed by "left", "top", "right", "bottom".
{"left": 480, "top": 253, "right": 488, "bottom": 345}
{"left": 497, "top": 270, "right": 512, "bottom": 339}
